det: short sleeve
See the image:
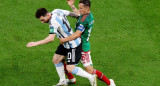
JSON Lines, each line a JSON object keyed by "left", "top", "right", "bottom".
{"left": 77, "top": 24, "right": 85, "bottom": 32}
{"left": 49, "top": 25, "right": 57, "bottom": 34}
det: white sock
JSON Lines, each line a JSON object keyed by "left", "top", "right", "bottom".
{"left": 72, "top": 67, "right": 93, "bottom": 80}
{"left": 54, "top": 62, "right": 65, "bottom": 81}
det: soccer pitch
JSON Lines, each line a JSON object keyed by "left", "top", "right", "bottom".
{"left": 0, "top": 0, "right": 160, "bottom": 86}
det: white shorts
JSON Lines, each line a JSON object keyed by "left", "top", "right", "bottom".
{"left": 81, "top": 51, "right": 93, "bottom": 67}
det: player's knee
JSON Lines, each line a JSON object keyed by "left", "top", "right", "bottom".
{"left": 85, "top": 66, "right": 94, "bottom": 74}
{"left": 52, "top": 58, "right": 58, "bottom": 64}
{"left": 86, "top": 69, "right": 93, "bottom": 74}
{"left": 66, "top": 66, "right": 72, "bottom": 73}
{"left": 66, "top": 65, "right": 75, "bottom": 73}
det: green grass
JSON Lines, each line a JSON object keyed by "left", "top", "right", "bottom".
{"left": 0, "top": 0, "right": 160, "bottom": 86}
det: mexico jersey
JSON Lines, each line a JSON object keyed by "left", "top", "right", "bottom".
{"left": 75, "top": 12, "right": 94, "bottom": 52}
{"left": 49, "top": 9, "right": 81, "bottom": 49}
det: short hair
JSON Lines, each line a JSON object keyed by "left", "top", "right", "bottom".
{"left": 35, "top": 8, "right": 48, "bottom": 18}
{"left": 79, "top": 0, "right": 91, "bottom": 8}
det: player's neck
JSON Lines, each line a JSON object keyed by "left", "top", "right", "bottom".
{"left": 84, "top": 11, "right": 90, "bottom": 15}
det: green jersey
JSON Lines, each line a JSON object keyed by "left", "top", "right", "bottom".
{"left": 75, "top": 12, "right": 94, "bottom": 52}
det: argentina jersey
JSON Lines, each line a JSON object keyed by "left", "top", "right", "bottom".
{"left": 49, "top": 9, "right": 81, "bottom": 49}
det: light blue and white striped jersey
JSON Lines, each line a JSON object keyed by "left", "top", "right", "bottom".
{"left": 49, "top": 9, "right": 81, "bottom": 49}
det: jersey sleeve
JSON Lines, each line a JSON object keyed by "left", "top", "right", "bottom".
{"left": 49, "top": 25, "right": 56, "bottom": 34}
{"left": 76, "top": 14, "right": 90, "bottom": 32}
{"left": 49, "top": 22, "right": 59, "bottom": 34}
{"left": 76, "top": 18, "right": 89, "bottom": 32}
{"left": 77, "top": 24, "right": 85, "bottom": 32}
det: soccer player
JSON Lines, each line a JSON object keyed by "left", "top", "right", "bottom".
{"left": 59, "top": 0, "right": 116, "bottom": 86}
{"left": 26, "top": 8, "right": 97, "bottom": 86}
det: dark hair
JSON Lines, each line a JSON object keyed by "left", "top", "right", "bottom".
{"left": 35, "top": 8, "right": 48, "bottom": 18}
{"left": 79, "top": 0, "right": 91, "bottom": 8}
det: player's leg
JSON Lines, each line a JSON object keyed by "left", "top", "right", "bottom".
{"left": 52, "top": 54, "right": 67, "bottom": 86}
{"left": 81, "top": 51, "right": 114, "bottom": 86}
{"left": 81, "top": 50, "right": 94, "bottom": 73}
{"left": 52, "top": 44, "right": 68, "bottom": 86}
{"left": 66, "top": 64, "right": 97, "bottom": 86}
{"left": 85, "top": 65, "right": 111, "bottom": 85}
{"left": 66, "top": 44, "right": 97, "bottom": 86}
{"left": 62, "top": 59, "right": 76, "bottom": 84}
{"left": 93, "top": 69, "right": 112, "bottom": 85}
{"left": 55, "top": 44, "right": 75, "bottom": 84}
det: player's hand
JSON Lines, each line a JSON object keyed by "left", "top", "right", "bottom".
{"left": 59, "top": 38, "right": 65, "bottom": 44}
{"left": 26, "top": 42, "right": 39, "bottom": 47}
{"left": 66, "top": 0, "right": 75, "bottom": 6}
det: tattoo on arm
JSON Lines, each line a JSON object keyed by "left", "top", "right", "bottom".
{"left": 71, "top": 6, "right": 76, "bottom": 10}
{"left": 69, "top": 12, "right": 80, "bottom": 18}
{"left": 70, "top": 5, "right": 80, "bottom": 14}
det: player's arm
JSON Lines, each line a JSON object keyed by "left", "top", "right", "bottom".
{"left": 59, "top": 30, "right": 82, "bottom": 44}
{"left": 69, "top": 12, "right": 80, "bottom": 18}
{"left": 67, "top": 0, "right": 80, "bottom": 14}
{"left": 58, "top": 9, "right": 79, "bottom": 18}
{"left": 27, "top": 24, "right": 57, "bottom": 47}
{"left": 27, "top": 34, "right": 56, "bottom": 47}
{"left": 59, "top": 24, "right": 85, "bottom": 44}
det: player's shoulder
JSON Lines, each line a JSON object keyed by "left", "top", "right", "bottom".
{"left": 52, "top": 9, "right": 61, "bottom": 12}
{"left": 49, "top": 16, "right": 58, "bottom": 26}
{"left": 51, "top": 9, "right": 63, "bottom": 19}
{"left": 80, "top": 12, "right": 94, "bottom": 22}
{"left": 52, "top": 9, "right": 67, "bottom": 14}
